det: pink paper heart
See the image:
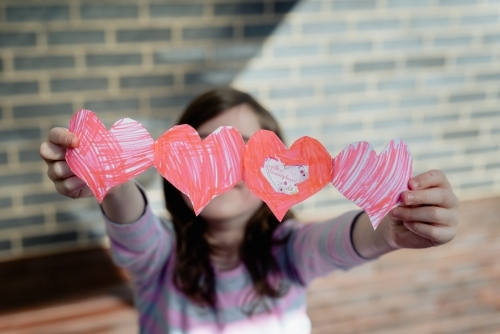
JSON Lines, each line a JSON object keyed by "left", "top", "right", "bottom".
{"left": 66, "top": 109, "right": 154, "bottom": 203}
{"left": 244, "top": 130, "right": 332, "bottom": 221}
{"left": 154, "top": 125, "right": 245, "bottom": 215}
{"left": 331, "top": 139, "right": 412, "bottom": 229}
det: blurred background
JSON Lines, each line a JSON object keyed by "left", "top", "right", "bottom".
{"left": 0, "top": 0, "right": 499, "bottom": 333}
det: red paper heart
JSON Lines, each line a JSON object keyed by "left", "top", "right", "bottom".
{"left": 244, "top": 130, "right": 332, "bottom": 221}
{"left": 331, "top": 139, "right": 412, "bottom": 229}
{"left": 154, "top": 125, "right": 245, "bottom": 215}
{"left": 66, "top": 109, "right": 154, "bottom": 203}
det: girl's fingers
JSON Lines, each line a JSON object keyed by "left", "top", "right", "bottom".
{"left": 403, "top": 222, "right": 456, "bottom": 246}
{"left": 400, "top": 187, "right": 459, "bottom": 209}
{"left": 40, "top": 141, "right": 66, "bottom": 162}
{"left": 409, "top": 170, "right": 452, "bottom": 191}
{"left": 48, "top": 127, "right": 78, "bottom": 148}
{"left": 54, "top": 176, "right": 88, "bottom": 198}
{"left": 391, "top": 206, "right": 456, "bottom": 226}
{"left": 47, "top": 161, "right": 75, "bottom": 181}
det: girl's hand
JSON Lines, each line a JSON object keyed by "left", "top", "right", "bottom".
{"left": 383, "top": 170, "right": 459, "bottom": 249}
{"left": 39, "top": 127, "right": 121, "bottom": 199}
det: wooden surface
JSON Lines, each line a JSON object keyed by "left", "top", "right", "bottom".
{"left": 1, "top": 196, "right": 499, "bottom": 334}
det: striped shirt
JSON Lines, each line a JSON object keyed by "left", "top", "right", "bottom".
{"left": 104, "top": 199, "right": 368, "bottom": 334}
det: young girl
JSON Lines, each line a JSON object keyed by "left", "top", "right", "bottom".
{"left": 40, "top": 87, "right": 459, "bottom": 334}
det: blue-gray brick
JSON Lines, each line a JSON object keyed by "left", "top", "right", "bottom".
{"left": 322, "top": 122, "right": 363, "bottom": 134}
{"left": 14, "top": 56, "right": 75, "bottom": 70}
{"left": 443, "top": 129, "right": 479, "bottom": 139}
{"left": 296, "top": 104, "right": 337, "bottom": 117}
{"left": 460, "top": 180, "right": 493, "bottom": 190}
{"left": 274, "top": 1, "right": 299, "bottom": 13}
{"left": 0, "top": 197, "right": 12, "bottom": 209}
{"left": 470, "top": 110, "right": 500, "bottom": 118}
{"left": 418, "top": 149, "right": 456, "bottom": 160}
{"left": 215, "top": 3, "right": 264, "bottom": 15}
{"left": 325, "top": 82, "right": 366, "bottom": 95}
{"left": 354, "top": 60, "right": 395, "bottom": 72}
{"left": 0, "top": 172, "right": 43, "bottom": 186}
{"left": 154, "top": 48, "right": 207, "bottom": 64}
{"left": 185, "top": 70, "right": 236, "bottom": 85}
{"left": 373, "top": 118, "right": 412, "bottom": 129}
{"left": 120, "top": 75, "right": 173, "bottom": 88}
{"left": 456, "top": 54, "right": 491, "bottom": 64}
{"left": 410, "top": 17, "right": 450, "bottom": 29}
{"left": 483, "top": 34, "right": 500, "bottom": 44}
{"left": 423, "top": 114, "right": 460, "bottom": 123}
{"left": 427, "top": 75, "right": 465, "bottom": 87}
{"left": 183, "top": 26, "right": 233, "bottom": 40}
{"left": 442, "top": 165, "right": 474, "bottom": 174}
{"left": 486, "top": 162, "right": 500, "bottom": 170}
{"left": 269, "top": 86, "right": 315, "bottom": 99}
{"left": 86, "top": 53, "right": 142, "bottom": 67}
{"left": 6, "top": 6, "right": 69, "bottom": 22}
{"left": 0, "top": 32, "right": 36, "bottom": 47}
{"left": 434, "top": 35, "right": 472, "bottom": 47}
{"left": 387, "top": 0, "right": 429, "bottom": 7}
{"left": 50, "top": 78, "right": 107, "bottom": 92}
{"left": 0, "top": 128, "right": 40, "bottom": 142}
{"left": 149, "top": 4, "right": 204, "bottom": 17}
{"left": 22, "top": 231, "right": 78, "bottom": 248}
{"left": 383, "top": 38, "right": 423, "bottom": 50}
{"left": 244, "top": 23, "right": 291, "bottom": 38}
{"left": 0, "top": 215, "right": 44, "bottom": 230}
{"left": 439, "top": 0, "right": 478, "bottom": 5}
{"left": 348, "top": 100, "right": 389, "bottom": 112}
{"left": 84, "top": 98, "right": 139, "bottom": 112}
{"left": 150, "top": 94, "right": 196, "bottom": 108}
{"left": 13, "top": 103, "right": 73, "bottom": 118}
{"left": 274, "top": 44, "right": 319, "bottom": 57}
{"left": 239, "top": 68, "right": 290, "bottom": 81}
{"left": 48, "top": 31, "right": 105, "bottom": 45}
{"left": 81, "top": 5, "right": 138, "bottom": 19}
{"left": 299, "top": 64, "right": 343, "bottom": 77}
{"left": 449, "top": 92, "right": 485, "bottom": 103}
{"left": 332, "top": 0, "right": 377, "bottom": 10}
{"left": 116, "top": 29, "right": 171, "bottom": 43}
{"left": 464, "top": 144, "right": 498, "bottom": 154}
{"left": 400, "top": 96, "right": 439, "bottom": 108}
{"left": 0, "top": 152, "right": 7, "bottom": 164}
{"left": 407, "top": 57, "right": 445, "bottom": 68}
{"left": 0, "top": 240, "right": 11, "bottom": 252}
{"left": 460, "top": 14, "right": 498, "bottom": 25}
{"left": 476, "top": 73, "right": 500, "bottom": 82}
{"left": 0, "top": 81, "right": 38, "bottom": 96}
{"left": 19, "top": 149, "right": 42, "bottom": 163}
{"left": 24, "top": 192, "right": 71, "bottom": 205}
{"left": 329, "top": 41, "right": 372, "bottom": 53}
{"left": 302, "top": 22, "right": 347, "bottom": 34}
{"left": 357, "top": 19, "right": 399, "bottom": 31}
{"left": 215, "top": 44, "right": 262, "bottom": 61}
{"left": 378, "top": 78, "right": 415, "bottom": 90}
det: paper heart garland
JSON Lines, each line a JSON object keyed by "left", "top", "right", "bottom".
{"left": 244, "top": 130, "right": 333, "bottom": 221}
{"left": 332, "top": 139, "right": 412, "bottom": 228}
{"left": 65, "top": 110, "right": 413, "bottom": 228}
{"left": 154, "top": 124, "right": 246, "bottom": 215}
{"left": 66, "top": 109, "right": 154, "bottom": 202}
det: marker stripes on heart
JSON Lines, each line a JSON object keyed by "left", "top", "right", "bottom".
{"left": 65, "top": 110, "right": 413, "bottom": 228}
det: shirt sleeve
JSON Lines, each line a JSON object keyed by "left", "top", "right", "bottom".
{"left": 275, "top": 210, "right": 373, "bottom": 286}
{"left": 102, "top": 184, "right": 175, "bottom": 287}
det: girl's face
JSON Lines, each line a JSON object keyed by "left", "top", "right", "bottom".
{"left": 182, "top": 103, "right": 264, "bottom": 221}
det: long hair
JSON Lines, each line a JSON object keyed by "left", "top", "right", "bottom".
{"left": 163, "top": 87, "right": 294, "bottom": 312}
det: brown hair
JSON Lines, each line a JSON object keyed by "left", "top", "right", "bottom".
{"left": 163, "top": 87, "right": 294, "bottom": 312}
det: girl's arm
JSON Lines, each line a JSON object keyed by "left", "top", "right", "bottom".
{"left": 352, "top": 170, "right": 459, "bottom": 258}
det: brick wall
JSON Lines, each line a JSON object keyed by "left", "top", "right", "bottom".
{"left": 0, "top": 0, "right": 499, "bottom": 260}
